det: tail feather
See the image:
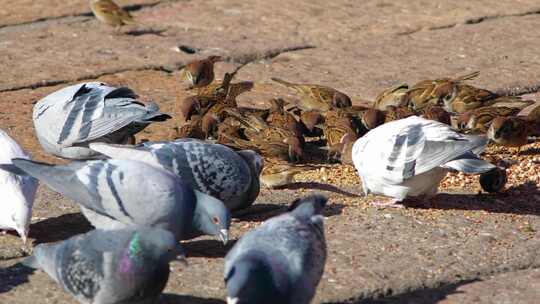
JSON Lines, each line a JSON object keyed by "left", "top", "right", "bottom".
{"left": 455, "top": 71, "right": 480, "bottom": 81}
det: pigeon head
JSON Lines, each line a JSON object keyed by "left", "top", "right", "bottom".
{"left": 192, "top": 190, "right": 231, "bottom": 245}
{"left": 288, "top": 194, "right": 328, "bottom": 217}
{"left": 237, "top": 150, "right": 264, "bottom": 177}
{"left": 225, "top": 253, "right": 288, "bottom": 304}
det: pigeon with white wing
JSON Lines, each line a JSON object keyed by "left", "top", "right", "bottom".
{"left": 0, "top": 158, "right": 230, "bottom": 244}
{"left": 22, "top": 226, "right": 185, "bottom": 304}
{"left": 89, "top": 139, "right": 263, "bottom": 211}
{"left": 352, "top": 116, "right": 505, "bottom": 207}
{"left": 0, "top": 129, "right": 39, "bottom": 245}
{"left": 33, "top": 82, "right": 171, "bottom": 160}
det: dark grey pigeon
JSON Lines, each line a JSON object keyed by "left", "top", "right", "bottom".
{"left": 33, "top": 82, "right": 171, "bottom": 160}
{"left": 22, "top": 226, "right": 184, "bottom": 304}
{"left": 89, "top": 139, "right": 263, "bottom": 211}
{"left": 1, "top": 158, "right": 230, "bottom": 243}
{"left": 224, "top": 194, "right": 327, "bottom": 304}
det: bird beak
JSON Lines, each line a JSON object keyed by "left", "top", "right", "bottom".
{"left": 227, "top": 297, "right": 239, "bottom": 304}
{"left": 218, "top": 229, "right": 229, "bottom": 245}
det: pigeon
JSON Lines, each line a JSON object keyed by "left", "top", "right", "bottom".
{"left": 22, "top": 226, "right": 185, "bottom": 304}
{"left": 33, "top": 82, "right": 171, "bottom": 160}
{"left": 352, "top": 116, "right": 500, "bottom": 206}
{"left": 89, "top": 139, "right": 263, "bottom": 211}
{"left": 224, "top": 194, "right": 327, "bottom": 304}
{"left": 1, "top": 158, "right": 230, "bottom": 244}
{"left": 0, "top": 130, "right": 39, "bottom": 244}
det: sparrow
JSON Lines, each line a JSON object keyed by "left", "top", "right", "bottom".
{"left": 175, "top": 115, "right": 206, "bottom": 139}
{"left": 178, "top": 95, "right": 215, "bottom": 124}
{"left": 300, "top": 110, "right": 325, "bottom": 136}
{"left": 217, "top": 117, "right": 243, "bottom": 145}
{"left": 260, "top": 162, "right": 323, "bottom": 188}
{"left": 487, "top": 116, "right": 530, "bottom": 154}
{"left": 373, "top": 82, "right": 409, "bottom": 110}
{"left": 456, "top": 106, "right": 521, "bottom": 132}
{"left": 384, "top": 105, "right": 416, "bottom": 123}
{"left": 180, "top": 56, "right": 222, "bottom": 89}
{"left": 224, "top": 108, "right": 305, "bottom": 162}
{"left": 201, "top": 102, "right": 236, "bottom": 139}
{"left": 360, "top": 108, "right": 386, "bottom": 130}
{"left": 420, "top": 105, "right": 451, "bottom": 125}
{"left": 271, "top": 77, "right": 352, "bottom": 111}
{"left": 405, "top": 71, "right": 481, "bottom": 112}
{"left": 323, "top": 110, "right": 360, "bottom": 162}
{"left": 90, "top": 0, "right": 136, "bottom": 32}
{"left": 266, "top": 102, "right": 306, "bottom": 138}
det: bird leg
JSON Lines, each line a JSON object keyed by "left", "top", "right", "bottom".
{"left": 370, "top": 198, "right": 405, "bottom": 209}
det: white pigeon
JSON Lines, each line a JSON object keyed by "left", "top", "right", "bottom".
{"left": 33, "top": 82, "right": 171, "bottom": 160}
{"left": 0, "top": 129, "right": 39, "bottom": 244}
{"left": 352, "top": 116, "right": 499, "bottom": 206}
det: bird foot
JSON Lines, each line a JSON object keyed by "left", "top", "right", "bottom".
{"left": 370, "top": 199, "right": 404, "bottom": 208}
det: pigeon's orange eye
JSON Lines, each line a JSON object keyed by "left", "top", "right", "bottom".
{"left": 212, "top": 216, "right": 219, "bottom": 224}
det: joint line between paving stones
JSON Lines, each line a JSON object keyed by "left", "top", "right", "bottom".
{"left": 0, "top": 44, "right": 316, "bottom": 93}
{"left": 0, "top": 0, "right": 189, "bottom": 30}
{"left": 397, "top": 8, "right": 540, "bottom": 36}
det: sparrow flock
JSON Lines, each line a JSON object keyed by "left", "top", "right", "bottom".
{"left": 0, "top": 1, "right": 539, "bottom": 303}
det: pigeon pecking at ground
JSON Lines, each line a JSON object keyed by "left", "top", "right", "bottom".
{"left": 32, "top": 82, "right": 171, "bottom": 160}
{"left": 1, "top": 158, "right": 230, "bottom": 244}
{"left": 351, "top": 115, "right": 505, "bottom": 207}
{"left": 89, "top": 139, "right": 264, "bottom": 211}
{"left": 22, "top": 226, "right": 185, "bottom": 304}
{"left": 0, "top": 129, "right": 39, "bottom": 245}
{"left": 224, "top": 194, "right": 327, "bottom": 304}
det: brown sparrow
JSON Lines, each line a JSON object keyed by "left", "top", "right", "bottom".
{"left": 175, "top": 115, "right": 205, "bottom": 139}
{"left": 456, "top": 106, "right": 521, "bottom": 132}
{"left": 360, "top": 108, "right": 386, "bottom": 130}
{"left": 373, "top": 82, "right": 409, "bottom": 110}
{"left": 178, "top": 95, "right": 215, "bottom": 124}
{"left": 271, "top": 77, "right": 352, "bottom": 111}
{"left": 487, "top": 116, "right": 530, "bottom": 154}
{"left": 405, "top": 71, "right": 481, "bottom": 112}
{"left": 323, "top": 110, "right": 360, "bottom": 162}
{"left": 384, "top": 105, "right": 416, "bottom": 123}
{"left": 420, "top": 105, "right": 451, "bottom": 125}
{"left": 180, "top": 56, "right": 222, "bottom": 89}
{"left": 90, "top": 0, "right": 136, "bottom": 32}
{"left": 260, "top": 163, "right": 323, "bottom": 188}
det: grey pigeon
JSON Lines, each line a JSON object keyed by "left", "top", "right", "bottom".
{"left": 33, "top": 82, "right": 171, "bottom": 160}
{"left": 0, "top": 129, "right": 39, "bottom": 244}
{"left": 22, "top": 226, "right": 184, "bottom": 304}
{"left": 352, "top": 116, "right": 500, "bottom": 206}
{"left": 89, "top": 139, "right": 264, "bottom": 211}
{"left": 2, "top": 158, "right": 230, "bottom": 244}
{"left": 224, "top": 195, "right": 327, "bottom": 304}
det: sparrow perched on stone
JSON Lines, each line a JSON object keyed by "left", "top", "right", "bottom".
{"left": 271, "top": 77, "right": 352, "bottom": 111}
{"left": 260, "top": 162, "right": 323, "bottom": 188}
{"left": 373, "top": 82, "right": 409, "bottom": 110}
{"left": 456, "top": 106, "right": 521, "bottom": 132}
{"left": 487, "top": 116, "right": 531, "bottom": 154}
{"left": 180, "top": 56, "right": 222, "bottom": 89}
{"left": 384, "top": 105, "right": 416, "bottom": 123}
{"left": 90, "top": 0, "right": 136, "bottom": 32}
{"left": 420, "top": 105, "right": 451, "bottom": 125}
{"left": 405, "top": 71, "right": 482, "bottom": 112}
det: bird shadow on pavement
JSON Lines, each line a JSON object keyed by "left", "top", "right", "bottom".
{"left": 274, "top": 182, "right": 362, "bottom": 198}
{"left": 232, "top": 201, "right": 345, "bottom": 222}
{"left": 184, "top": 239, "right": 237, "bottom": 259}
{"left": 29, "top": 213, "right": 93, "bottom": 245}
{"left": 125, "top": 28, "right": 168, "bottom": 37}
{"left": 343, "top": 279, "right": 479, "bottom": 304}
{"left": 402, "top": 182, "right": 540, "bottom": 216}
{"left": 160, "top": 293, "right": 225, "bottom": 304}
{"left": 0, "top": 263, "right": 35, "bottom": 294}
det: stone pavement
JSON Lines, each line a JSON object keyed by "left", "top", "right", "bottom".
{"left": 1, "top": 1, "right": 540, "bottom": 303}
